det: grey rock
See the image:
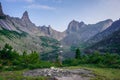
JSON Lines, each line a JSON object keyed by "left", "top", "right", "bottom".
{"left": 38, "top": 25, "right": 66, "bottom": 40}
{"left": 23, "top": 68, "right": 94, "bottom": 80}
{"left": 67, "top": 20, "right": 85, "bottom": 33}
{"left": 85, "top": 19, "right": 120, "bottom": 53}
{"left": 0, "top": 2, "right": 4, "bottom": 16}
{"left": 86, "top": 19, "right": 120, "bottom": 47}
{"left": 61, "top": 19, "right": 113, "bottom": 46}
{"left": 22, "top": 11, "right": 31, "bottom": 23}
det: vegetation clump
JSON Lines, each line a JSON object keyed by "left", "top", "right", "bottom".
{"left": 63, "top": 49, "right": 120, "bottom": 68}
{"left": 0, "top": 44, "right": 58, "bottom": 71}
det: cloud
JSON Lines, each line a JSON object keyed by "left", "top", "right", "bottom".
{"left": 24, "top": 0, "right": 34, "bottom": 3}
{"left": 52, "top": 0, "right": 63, "bottom": 3}
{"left": 40, "top": 0, "right": 63, "bottom": 3}
{"left": 26, "top": 4, "right": 56, "bottom": 10}
{"left": 5, "top": 0, "right": 35, "bottom": 3}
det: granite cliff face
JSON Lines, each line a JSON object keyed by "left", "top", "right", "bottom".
{"left": 22, "top": 11, "right": 31, "bottom": 23}
{"left": 38, "top": 25, "right": 66, "bottom": 40}
{"left": 0, "top": 2, "right": 4, "bottom": 16}
{"left": 61, "top": 19, "right": 113, "bottom": 46}
{"left": 66, "top": 20, "right": 85, "bottom": 33}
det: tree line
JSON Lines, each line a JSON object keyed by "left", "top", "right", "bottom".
{"left": 63, "top": 48, "right": 120, "bottom": 68}
{"left": 0, "top": 44, "right": 120, "bottom": 71}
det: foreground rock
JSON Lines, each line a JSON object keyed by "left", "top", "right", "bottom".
{"left": 23, "top": 67, "right": 94, "bottom": 80}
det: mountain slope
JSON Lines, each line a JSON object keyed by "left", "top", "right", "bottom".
{"left": 38, "top": 25, "right": 66, "bottom": 40}
{"left": 0, "top": 28, "right": 60, "bottom": 53}
{"left": 0, "top": 2, "right": 65, "bottom": 40}
{"left": 85, "top": 19, "right": 120, "bottom": 54}
{"left": 86, "top": 19, "right": 120, "bottom": 47}
{"left": 0, "top": 3, "right": 61, "bottom": 60}
{"left": 61, "top": 19, "right": 113, "bottom": 46}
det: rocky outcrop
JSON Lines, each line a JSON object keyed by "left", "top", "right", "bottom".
{"left": 67, "top": 20, "right": 85, "bottom": 33}
{"left": 19, "top": 11, "right": 41, "bottom": 35}
{"left": 39, "top": 25, "right": 66, "bottom": 40}
{"left": 23, "top": 67, "right": 94, "bottom": 80}
{"left": 0, "top": 15, "right": 18, "bottom": 31}
{"left": 22, "top": 11, "right": 31, "bottom": 23}
{"left": 0, "top": 2, "right": 4, "bottom": 16}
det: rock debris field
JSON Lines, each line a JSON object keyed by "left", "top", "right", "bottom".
{"left": 23, "top": 67, "right": 95, "bottom": 80}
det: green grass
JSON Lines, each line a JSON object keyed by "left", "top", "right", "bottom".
{"left": 0, "top": 65, "right": 120, "bottom": 80}
{"left": 66, "top": 64, "right": 120, "bottom": 80}
{"left": 90, "top": 68, "right": 120, "bottom": 80}
{"left": 0, "top": 70, "right": 49, "bottom": 80}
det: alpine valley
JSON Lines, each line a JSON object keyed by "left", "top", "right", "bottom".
{"left": 0, "top": 2, "right": 120, "bottom": 60}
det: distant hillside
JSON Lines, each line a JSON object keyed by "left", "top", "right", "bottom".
{"left": 85, "top": 19, "right": 120, "bottom": 54}
{"left": 0, "top": 28, "right": 60, "bottom": 53}
{"left": 61, "top": 19, "right": 113, "bottom": 46}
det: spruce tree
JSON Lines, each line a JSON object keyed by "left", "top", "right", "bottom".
{"left": 75, "top": 48, "right": 81, "bottom": 59}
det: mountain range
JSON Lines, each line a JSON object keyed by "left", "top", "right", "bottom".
{"left": 0, "top": 2, "right": 61, "bottom": 60}
{"left": 61, "top": 19, "right": 113, "bottom": 46}
{"left": 85, "top": 19, "right": 120, "bottom": 54}
{"left": 0, "top": 2, "right": 120, "bottom": 59}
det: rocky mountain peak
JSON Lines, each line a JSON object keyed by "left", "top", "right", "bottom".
{"left": 106, "top": 19, "right": 113, "bottom": 22}
{"left": 48, "top": 25, "right": 52, "bottom": 29}
{"left": 109, "top": 19, "right": 120, "bottom": 29}
{"left": 67, "top": 20, "right": 80, "bottom": 31}
{"left": 22, "top": 11, "right": 31, "bottom": 22}
{"left": 70, "top": 20, "right": 79, "bottom": 24}
{"left": 107, "top": 19, "right": 113, "bottom": 22}
{"left": 79, "top": 21, "right": 85, "bottom": 27}
{"left": 79, "top": 21, "right": 84, "bottom": 25}
{"left": 99, "top": 19, "right": 113, "bottom": 32}
{"left": 67, "top": 20, "right": 85, "bottom": 33}
{"left": 22, "top": 11, "right": 28, "bottom": 17}
{"left": 0, "top": 2, "right": 4, "bottom": 16}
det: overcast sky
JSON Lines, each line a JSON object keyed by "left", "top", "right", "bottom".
{"left": 1, "top": 0, "right": 120, "bottom": 31}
